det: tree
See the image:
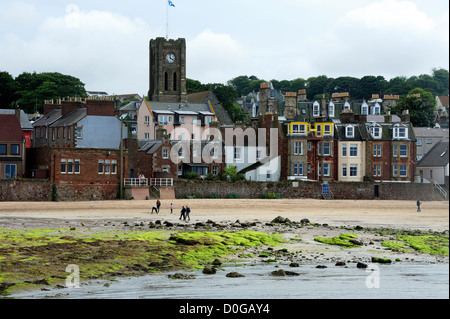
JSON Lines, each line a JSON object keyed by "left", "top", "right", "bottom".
{"left": 186, "top": 78, "right": 208, "bottom": 94}
{"left": 392, "top": 88, "right": 436, "bottom": 127}
{"left": 306, "top": 75, "right": 333, "bottom": 100}
{"left": 0, "top": 71, "right": 19, "bottom": 108}
{"left": 14, "top": 72, "right": 87, "bottom": 113}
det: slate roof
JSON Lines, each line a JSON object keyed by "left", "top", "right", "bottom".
{"left": 0, "top": 109, "right": 33, "bottom": 130}
{"left": 417, "top": 141, "right": 449, "bottom": 167}
{"left": 49, "top": 108, "right": 87, "bottom": 127}
{"left": 32, "top": 109, "right": 62, "bottom": 127}
{"left": 0, "top": 115, "right": 24, "bottom": 142}
{"left": 413, "top": 127, "right": 449, "bottom": 139}
{"left": 139, "top": 140, "right": 163, "bottom": 154}
{"left": 335, "top": 123, "right": 366, "bottom": 141}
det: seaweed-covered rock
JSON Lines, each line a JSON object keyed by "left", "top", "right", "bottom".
{"left": 335, "top": 261, "right": 346, "bottom": 267}
{"left": 168, "top": 273, "right": 197, "bottom": 280}
{"left": 271, "top": 269, "right": 286, "bottom": 276}
{"left": 212, "top": 259, "right": 222, "bottom": 266}
{"left": 202, "top": 267, "right": 217, "bottom": 275}
{"left": 226, "top": 272, "right": 245, "bottom": 278}
{"left": 300, "top": 218, "right": 310, "bottom": 225}
{"left": 289, "top": 262, "right": 300, "bottom": 268}
{"left": 357, "top": 262, "right": 368, "bottom": 269}
{"left": 316, "top": 265, "right": 327, "bottom": 269}
{"left": 271, "top": 216, "right": 286, "bottom": 224}
{"left": 371, "top": 257, "right": 392, "bottom": 264}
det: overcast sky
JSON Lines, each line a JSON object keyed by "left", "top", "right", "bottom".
{"left": 0, "top": 0, "right": 448, "bottom": 96}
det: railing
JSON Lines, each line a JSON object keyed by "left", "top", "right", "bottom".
{"left": 124, "top": 178, "right": 148, "bottom": 187}
{"left": 150, "top": 178, "right": 174, "bottom": 187}
{"left": 433, "top": 180, "right": 448, "bottom": 199}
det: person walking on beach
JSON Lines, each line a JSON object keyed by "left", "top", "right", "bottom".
{"left": 185, "top": 205, "right": 191, "bottom": 222}
{"left": 170, "top": 203, "right": 173, "bottom": 214}
{"left": 179, "top": 206, "right": 186, "bottom": 221}
{"left": 417, "top": 200, "right": 421, "bottom": 212}
{"left": 156, "top": 200, "right": 161, "bottom": 213}
{"left": 151, "top": 205, "right": 158, "bottom": 214}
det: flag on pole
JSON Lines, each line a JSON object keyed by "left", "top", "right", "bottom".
{"left": 168, "top": 0, "right": 175, "bottom": 7}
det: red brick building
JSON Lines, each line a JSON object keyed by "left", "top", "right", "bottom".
{"left": 0, "top": 114, "right": 26, "bottom": 179}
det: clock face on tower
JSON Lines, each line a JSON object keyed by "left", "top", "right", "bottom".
{"left": 166, "top": 53, "right": 176, "bottom": 64}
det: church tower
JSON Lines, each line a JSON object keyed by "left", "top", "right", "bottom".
{"left": 149, "top": 37, "right": 187, "bottom": 103}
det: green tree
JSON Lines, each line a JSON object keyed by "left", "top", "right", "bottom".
{"left": 186, "top": 78, "right": 208, "bottom": 94}
{"left": 0, "top": 71, "right": 19, "bottom": 108}
{"left": 392, "top": 88, "right": 436, "bottom": 127}
{"left": 224, "top": 165, "right": 245, "bottom": 182}
{"left": 14, "top": 72, "right": 87, "bottom": 113}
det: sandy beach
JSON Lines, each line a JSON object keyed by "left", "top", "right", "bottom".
{"left": 0, "top": 199, "right": 448, "bottom": 231}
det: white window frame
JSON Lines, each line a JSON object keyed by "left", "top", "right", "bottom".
{"left": 350, "top": 164, "right": 358, "bottom": 177}
{"left": 346, "top": 125, "right": 354, "bottom": 138}
{"left": 350, "top": 144, "right": 358, "bottom": 157}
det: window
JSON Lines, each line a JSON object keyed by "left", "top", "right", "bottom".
{"left": 328, "top": 102, "right": 335, "bottom": 118}
{"left": 292, "top": 124, "right": 307, "bottom": 134}
{"left": 206, "top": 117, "right": 212, "bottom": 125}
{"left": 342, "top": 144, "right": 347, "bottom": 157}
{"left": 342, "top": 164, "right": 347, "bottom": 177}
{"left": 324, "top": 125, "right": 332, "bottom": 136}
{"left": 373, "top": 164, "right": 382, "bottom": 177}
{"left": 416, "top": 139, "right": 422, "bottom": 146}
{"left": 178, "top": 165, "right": 183, "bottom": 176}
{"left": 346, "top": 126, "right": 354, "bottom": 138}
{"left": 61, "top": 159, "right": 67, "bottom": 174}
{"left": 430, "top": 170, "right": 433, "bottom": 179}
{"left": 162, "top": 148, "right": 169, "bottom": 159}
{"left": 370, "top": 126, "right": 381, "bottom": 139}
{"left": 323, "top": 163, "right": 330, "bottom": 176}
{"left": 173, "top": 72, "right": 178, "bottom": 91}
{"left": 266, "top": 170, "right": 272, "bottom": 180}
{"left": 294, "top": 141, "right": 303, "bottom": 155}
{"left": 144, "top": 133, "right": 150, "bottom": 139}
{"left": 400, "top": 165, "right": 407, "bottom": 177}
{"left": 299, "top": 163, "right": 303, "bottom": 175}
{"left": 105, "top": 160, "right": 111, "bottom": 174}
{"left": 316, "top": 125, "right": 321, "bottom": 137}
{"left": 307, "top": 163, "right": 311, "bottom": 173}
{"left": 178, "top": 148, "right": 184, "bottom": 159}
{"left": 74, "top": 159, "right": 81, "bottom": 174}
{"left": 323, "top": 142, "right": 330, "bottom": 156}
{"left": 98, "top": 160, "right": 104, "bottom": 174}
{"left": 111, "top": 160, "right": 117, "bottom": 174}
{"left": 67, "top": 159, "right": 74, "bottom": 174}
{"left": 350, "top": 144, "right": 357, "bottom": 157}
{"left": 372, "top": 103, "right": 381, "bottom": 115}
{"left": 76, "top": 127, "right": 83, "bottom": 139}
{"left": 159, "top": 116, "right": 170, "bottom": 125}
{"left": 67, "top": 127, "right": 71, "bottom": 140}
{"left": 373, "top": 144, "right": 382, "bottom": 157}
{"left": 180, "top": 116, "right": 185, "bottom": 124}
{"left": 313, "top": 101, "right": 320, "bottom": 117}
{"left": 4, "top": 164, "right": 16, "bottom": 179}
{"left": 11, "top": 144, "right": 19, "bottom": 155}
{"left": 393, "top": 126, "right": 408, "bottom": 139}
{"left": 400, "top": 145, "right": 408, "bottom": 157}
{"left": 393, "top": 144, "right": 398, "bottom": 157}
{"left": 144, "top": 116, "right": 150, "bottom": 125}
{"left": 294, "top": 163, "right": 298, "bottom": 176}
{"left": 361, "top": 103, "right": 368, "bottom": 115}
{"left": 52, "top": 129, "right": 56, "bottom": 141}
{"left": 393, "top": 164, "right": 398, "bottom": 177}
{"left": 344, "top": 102, "right": 351, "bottom": 111}
{"left": 350, "top": 164, "right": 358, "bottom": 177}
{"left": 164, "top": 71, "right": 169, "bottom": 91}
{"left": 426, "top": 139, "right": 432, "bottom": 144}
{"left": 212, "top": 166, "right": 219, "bottom": 175}
{"left": 234, "top": 147, "right": 242, "bottom": 161}
{"left": 308, "top": 142, "right": 311, "bottom": 151}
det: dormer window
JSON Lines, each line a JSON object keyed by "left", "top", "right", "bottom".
{"left": 393, "top": 124, "right": 408, "bottom": 139}
{"left": 328, "top": 102, "right": 335, "bottom": 118}
{"left": 313, "top": 101, "right": 320, "bottom": 117}
{"left": 344, "top": 102, "right": 351, "bottom": 111}
{"left": 346, "top": 125, "right": 354, "bottom": 138}
{"left": 370, "top": 123, "right": 382, "bottom": 139}
{"left": 361, "top": 102, "right": 368, "bottom": 115}
{"left": 371, "top": 102, "right": 381, "bottom": 115}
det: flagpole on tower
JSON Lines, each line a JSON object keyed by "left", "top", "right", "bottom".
{"left": 166, "top": 0, "right": 169, "bottom": 39}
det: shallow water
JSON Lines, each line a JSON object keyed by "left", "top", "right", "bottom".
{"left": 13, "top": 262, "right": 449, "bottom": 299}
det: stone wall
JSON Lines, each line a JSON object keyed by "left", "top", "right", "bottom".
{"left": 0, "top": 180, "right": 51, "bottom": 201}
{"left": 174, "top": 180, "right": 443, "bottom": 201}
